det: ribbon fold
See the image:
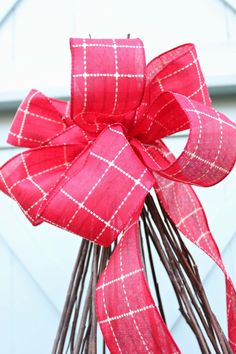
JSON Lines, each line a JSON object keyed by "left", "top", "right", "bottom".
{"left": 1, "top": 38, "right": 236, "bottom": 353}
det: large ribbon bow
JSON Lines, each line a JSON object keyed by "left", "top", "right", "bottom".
{"left": 1, "top": 38, "right": 236, "bottom": 353}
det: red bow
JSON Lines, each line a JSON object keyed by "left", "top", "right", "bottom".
{"left": 1, "top": 38, "right": 236, "bottom": 353}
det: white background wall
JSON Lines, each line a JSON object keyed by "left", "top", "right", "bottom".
{"left": 0, "top": 0, "right": 236, "bottom": 353}
{"left": 1, "top": 0, "right": 236, "bottom": 101}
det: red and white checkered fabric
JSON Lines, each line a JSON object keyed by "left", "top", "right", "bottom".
{"left": 70, "top": 38, "right": 145, "bottom": 134}
{"left": 1, "top": 38, "right": 236, "bottom": 353}
{"left": 96, "top": 222, "right": 181, "bottom": 353}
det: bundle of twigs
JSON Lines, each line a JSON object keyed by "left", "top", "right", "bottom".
{"left": 51, "top": 192, "right": 232, "bottom": 354}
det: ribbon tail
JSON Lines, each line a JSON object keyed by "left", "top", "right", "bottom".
{"left": 227, "top": 278, "right": 236, "bottom": 351}
{"left": 154, "top": 173, "right": 236, "bottom": 352}
{"left": 96, "top": 221, "right": 181, "bottom": 354}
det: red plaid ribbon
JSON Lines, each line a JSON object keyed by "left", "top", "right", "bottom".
{"left": 1, "top": 38, "right": 236, "bottom": 353}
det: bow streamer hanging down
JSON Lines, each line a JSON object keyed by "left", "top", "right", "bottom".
{"left": 1, "top": 38, "right": 236, "bottom": 353}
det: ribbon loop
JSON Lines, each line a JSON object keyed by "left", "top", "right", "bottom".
{"left": 131, "top": 43, "right": 212, "bottom": 135}
{"left": 70, "top": 38, "right": 145, "bottom": 133}
{"left": 1, "top": 125, "right": 155, "bottom": 245}
{"left": 7, "top": 89, "right": 72, "bottom": 148}
{"left": 0, "top": 143, "right": 82, "bottom": 223}
{"left": 144, "top": 43, "right": 211, "bottom": 105}
{"left": 40, "top": 125, "right": 154, "bottom": 245}
{"left": 132, "top": 92, "right": 236, "bottom": 186}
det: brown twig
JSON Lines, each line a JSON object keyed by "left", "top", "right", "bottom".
{"left": 142, "top": 206, "right": 212, "bottom": 353}
{"left": 141, "top": 210, "right": 166, "bottom": 323}
{"left": 52, "top": 191, "right": 232, "bottom": 353}
{"left": 73, "top": 275, "right": 93, "bottom": 353}
{"left": 88, "top": 246, "right": 100, "bottom": 354}
{"left": 67, "top": 242, "right": 93, "bottom": 352}
{"left": 52, "top": 240, "right": 90, "bottom": 354}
